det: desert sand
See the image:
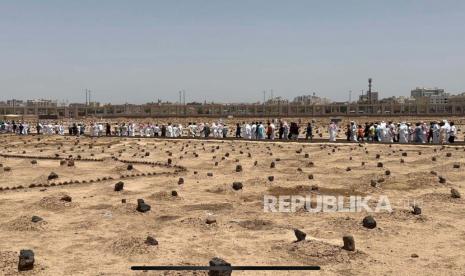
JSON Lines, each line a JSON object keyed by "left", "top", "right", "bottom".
{"left": 1, "top": 130, "right": 464, "bottom": 275}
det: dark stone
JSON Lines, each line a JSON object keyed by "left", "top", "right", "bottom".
{"left": 342, "top": 235, "right": 355, "bottom": 251}
{"left": 122, "top": 199, "right": 126, "bottom": 203}
{"left": 235, "top": 165, "right": 243, "bottom": 172}
{"left": 308, "top": 174, "right": 314, "bottom": 180}
{"left": 18, "top": 249, "right": 34, "bottom": 271}
{"left": 145, "top": 236, "right": 158, "bottom": 246}
{"left": 377, "top": 162, "right": 383, "bottom": 168}
{"left": 402, "top": 152, "right": 407, "bottom": 157}
{"left": 346, "top": 167, "right": 351, "bottom": 171}
{"left": 370, "top": 179, "right": 377, "bottom": 187}
{"left": 136, "top": 199, "right": 151, "bottom": 212}
{"left": 294, "top": 229, "right": 306, "bottom": 241}
{"left": 453, "top": 164, "right": 460, "bottom": 169}
{"left": 439, "top": 176, "right": 446, "bottom": 184}
{"left": 385, "top": 170, "right": 391, "bottom": 176}
{"left": 376, "top": 154, "right": 381, "bottom": 159}
{"left": 207, "top": 172, "right": 213, "bottom": 177}
{"left": 178, "top": 178, "right": 184, "bottom": 185}
{"left": 432, "top": 157, "right": 437, "bottom": 161}
{"left": 362, "top": 215, "right": 377, "bottom": 229}
{"left": 232, "top": 182, "right": 243, "bottom": 191}
{"left": 31, "top": 216, "right": 43, "bottom": 223}
{"left": 412, "top": 205, "right": 421, "bottom": 215}
{"left": 270, "top": 162, "right": 275, "bottom": 168}
{"left": 451, "top": 188, "right": 461, "bottom": 198}
{"left": 114, "top": 181, "right": 124, "bottom": 191}
{"left": 268, "top": 176, "right": 274, "bottom": 182}
{"left": 60, "top": 195, "right": 72, "bottom": 202}
{"left": 127, "top": 164, "right": 133, "bottom": 170}
{"left": 171, "top": 190, "right": 178, "bottom": 197}
{"left": 67, "top": 159, "right": 75, "bottom": 167}
{"left": 208, "top": 257, "right": 231, "bottom": 276}
{"left": 48, "top": 172, "right": 58, "bottom": 180}
{"left": 31, "top": 160, "right": 37, "bottom": 165}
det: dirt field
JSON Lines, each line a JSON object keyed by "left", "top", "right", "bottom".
{"left": 1, "top": 134, "right": 464, "bottom": 275}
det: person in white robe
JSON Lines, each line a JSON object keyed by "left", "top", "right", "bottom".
{"left": 328, "top": 121, "right": 338, "bottom": 142}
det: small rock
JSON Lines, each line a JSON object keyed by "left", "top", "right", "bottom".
{"left": 48, "top": 172, "right": 59, "bottom": 180}
{"left": 145, "top": 236, "right": 158, "bottom": 246}
{"left": 232, "top": 182, "right": 243, "bottom": 191}
{"left": 412, "top": 205, "right": 421, "bottom": 215}
{"left": 270, "top": 162, "right": 275, "bottom": 168}
{"left": 385, "top": 170, "right": 391, "bottom": 176}
{"left": 60, "top": 195, "right": 72, "bottom": 202}
{"left": 451, "top": 188, "right": 461, "bottom": 198}
{"left": 178, "top": 178, "right": 184, "bottom": 185}
{"left": 18, "top": 249, "right": 34, "bottom": 271}
{"left": 342, "top": 235, "right": 355, "bottom": 251}
{"left": 235, "top": 165, "right": 242, "bottom": 172}
{"left": 411, "top": 253, "right": 419, "bottom": 258}
{"left": 208, "top": 257, "right": 231, "bottom": 276}
{"left": 136, "top": 199, "right": 151, "bottom": 212}
{"left": 31, "top": 216, "right": 43, "bottom": 223}
{"left": 127, "top": 164, "right": 133, "bottom": 170}
{"left": 439, "top": 176, "right": 446, "bottom": 184}
{"left": 294, "top": 229, "right": 306, "bottom": 242}
{"left": 268, "top": 176, "right": 274, "bottom": 182}
{"left": 114, "top": 181, "right": 124, "bottom": 191}
{"left": 171, "top": 190, "right": 178, "bottom": 197}
{"left": 206, "top": 216, "right": 217, "bottom": 224}
{"left": 362, "top": 215, "right": 377, "bottom": 229}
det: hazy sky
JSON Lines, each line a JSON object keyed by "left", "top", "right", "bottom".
{"left": 1, "top": 0, "right": 465, "bottom": 104}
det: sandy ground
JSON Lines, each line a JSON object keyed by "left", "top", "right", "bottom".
{"left": 0, "top": 134, "right": 464, "bottom": 275}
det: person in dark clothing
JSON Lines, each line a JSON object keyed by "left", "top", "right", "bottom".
{"left": 279, "top": 122, "right": 284, "bottom": 139}
{"left": 364, "top": 123, "right": 370, "bottom": 140}
{"left": 106, "top": 123, "right": 111, "bottom": 136}
{"left": 161, "top": 125, "right": 166, "bottom": 137}
{"left": 306, "top": 123, "right": 313, "bottom": 141}
{"left": 236, "top": 123, "right": 241, "bottom": 138}
{"left": 346, "top": 124, "right": 351, "bottom": 141}
{"left": 36, "top": 123, "right": 42, "bottom": 135}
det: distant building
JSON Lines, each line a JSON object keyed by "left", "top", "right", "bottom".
{"left": 411, "top": 87, "right": 449, "bottom": 104}
{"left": 26, "top": 99, "right": 57, "bottom": 108}
{"left": 359, "top": 92, "right": 379, "bottom": 103}
{"left": 293, "top": 93, "right": 331, "bottom": 105}
{"left": 448, "top": 92, "right": 465, "bottom": 105}
{"left": 266, "top": 96, "right": 288, "bottom": 104}
{"left": 411, "top": 87, "right": 445, "bottom": 98}
{"left": 6, "top": 99, "right": 25, "bottom": 107}
{"left": 379, "top": 96, "right": 412, "bottom": 104}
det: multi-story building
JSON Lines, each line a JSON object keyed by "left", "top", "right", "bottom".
{"left": 411, "top": 87, "right": 445, "bottom": 98}
{"left": 293, "top": 93, "right": 332, "bottom": 105}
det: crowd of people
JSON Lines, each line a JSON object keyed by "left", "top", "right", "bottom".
{"left": 340, "top": 120, "right": 458, "bottom": 144}
{"left": 0, "top": 119, "right": 460, "bottom": 144}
